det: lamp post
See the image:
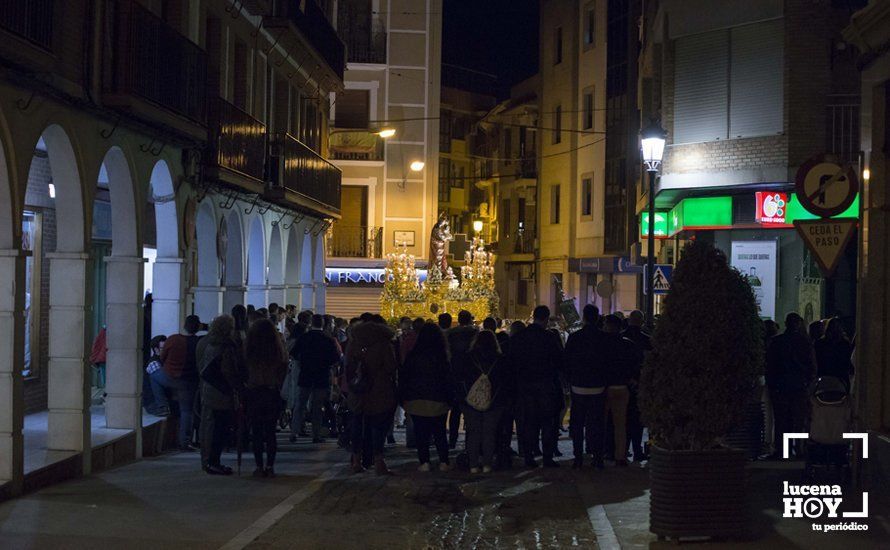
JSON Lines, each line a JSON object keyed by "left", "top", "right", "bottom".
{"left": 641, "top": 121, "right": 666, "bottom": 328}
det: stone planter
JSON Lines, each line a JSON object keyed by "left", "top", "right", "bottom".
{"left": 649, "top": 445, "right": 747, "bottom": 541}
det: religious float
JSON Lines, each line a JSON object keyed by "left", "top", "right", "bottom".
{"left": 380, "top": 213, "right": 499, "bottom": 323}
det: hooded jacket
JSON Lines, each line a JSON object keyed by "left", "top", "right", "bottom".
{"left": 344, "top": 321, "right": 398, "bottom": 415}
{"left": 564, "top": 324, "right": 608, "bottom": 389}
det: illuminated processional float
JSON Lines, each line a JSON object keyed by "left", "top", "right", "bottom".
{"left": 380, "top": 213, "right": 499, "bottom": 323}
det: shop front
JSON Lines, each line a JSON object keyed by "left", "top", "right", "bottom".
{"left": 640, "top": 189, "right": 859, "bottom": 328}
{"left": 325, "top": 260, "right": 428, "bottom": 319}
{"left": 567, "top": 256, "right": 643, "bottom": 315}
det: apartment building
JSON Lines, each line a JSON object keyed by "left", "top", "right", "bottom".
{"left": 325, "top": 0, "right": 443, "bottom": 317}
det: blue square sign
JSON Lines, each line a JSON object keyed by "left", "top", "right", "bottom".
{"left": 643, "top": 264, "right": 673, "bottom": 295}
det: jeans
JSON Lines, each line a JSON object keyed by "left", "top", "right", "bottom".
{"left": 200, "top": 406, "right": 233, "bottom": 468}
{"left": 292, "top": 386, "right": 329, "bottom": 439}
{"left": 569, "top": 392, "right": 605, "bottom": 459}
{"left": 411, "top": 414, "right": 449, "bottom": 465}
{"left": 605, "top": 386, "right": 630, "bottom": 462}
{"left": 462, "top": 404, "right": 504, "bottom": 468}
{"left": 351, "top": 411, "right": 393, "bottom": 457}
{"left": 152, "top": 369, "right": 197, "bottom": 448}
{"left": 248, "top": 387, "right": 282, "bottom": 469}
{"left": 626, "top": 387, "right": 644, "bottom": 458}
{"left": 518, "top": 391, "right": 559, "bottom": 460}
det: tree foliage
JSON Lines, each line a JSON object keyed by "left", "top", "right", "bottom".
{"left": 640, "top": 240, "right": 763, "bottom": 451}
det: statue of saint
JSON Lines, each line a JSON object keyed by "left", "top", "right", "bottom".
{"left": 429, "top": 213, "right": 453, "bottom": 277}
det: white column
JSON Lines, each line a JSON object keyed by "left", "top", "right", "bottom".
{"left": 246, "top": 285, "right": 269, "bottom": 309}
{"left": 0, "top": 249, "right": 24, "bottom": 491}
{"left": 193, "top": 286, "right": 223, "bottom": 324}
{"left": 151, "top": 257, "right": 184, "bottom": 338}
{"left": 46, "top": 252, "right": 91, "bottom": 470}
{"left": 267, "top": 285, "right": 286, "bottom": 307}
{"left": 300, "top": 284, "right": 314, "bottom": 312}
{"left": 313, "top": 282, "right": 326, "bottom": 314}
{"left": 284, "top": 285, "right": 300, "bottom": 307}
{"left": 222, "top": 285, "right": 247, "bottom": 315}
{"left": 103, "top": 257, "right": 144, "bottom": 447}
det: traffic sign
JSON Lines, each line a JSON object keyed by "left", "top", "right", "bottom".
{"left": 794, "top": 154, "right": 859, "bottom": 218}
{"left": 643, "top": 264, "right": 672, "bottom": 295}
{"left": 793, "top": 219, "right": 857, "bottom": 277}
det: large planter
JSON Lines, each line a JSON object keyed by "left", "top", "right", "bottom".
{"left": 649, "top": 445, "right": 747, "bottom": 541}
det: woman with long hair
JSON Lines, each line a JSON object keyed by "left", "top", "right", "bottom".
{"left": 400, "top": 322, "right": 452, "bottom": 471}
{"left": 244, "top": 318, "right": 288, "bottom": 476}
{"left": 458, "top": 330, "right": 511, "bottom": 474}
{"left": 815, "top": 317, "right": 854, "bottom": 390}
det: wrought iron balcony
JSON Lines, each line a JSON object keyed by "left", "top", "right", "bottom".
{"left": 207, "top": 97, "right": 266, "bottom": 182}
{"left": 269, "top": 1, "right": 345, "bottom": 80}
{"left": 270, "top": 133, "right": 341, "bottom": 216}
{"left": 104, "top": 0, "right": 207, "bottom": 125}
{"left": 329, "top": 129, "right": 384, "bottom": 161}
{"left": 519, "top": 157, "right": 537, "bottom": 179}
{"left": 0, "top": 0, "right": 53, "bottom": 50}
{"left": 342, "top": 30, "right": 387, "bottom": 64}
{"left": 513, "top": 228, "right": 536, "bottom": 254}
{"left": 328, "top": 225, "right": 383, "bottom": 258}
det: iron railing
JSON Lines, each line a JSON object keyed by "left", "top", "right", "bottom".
{"left": 208, "top": 97, "right": 266, "bottom": 181}
{"left": 0, "top": 0, "right": 53, "bottom": 50}
{"left": 826, "top": 95, "right": 860, "bottom": 165}
{"left": 275, "top": 0, "right": 345, "bottom": 78}
{"left": 328, "top": 225, "right": 382, "bottom": 258}
{"left": 343, "top": 30, "right": 387, "bottom": 64}
{"left": 274, "top": 132, "right": 342, "bottom": 214}
{"left": 105, "top": 0, "right": 207, "bottom": 124}
{"left": 329, "top": 129, "right": 385, "bottom": 161}
{"left": 513, "top": 228, "right": 536, "bottom": 254}
{"left": 519, "top": 157, "right": 537, "bottom": 179}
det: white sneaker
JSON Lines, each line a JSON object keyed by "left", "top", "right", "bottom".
{"left": 418, "top": 463, "right": 431, "bottom": 472}
{"left": 438, "top": 462, "right": 451, "bottom": 472}
{"left": 470, "top": 467, "right": 481, "bottom": 474}
{"left": 482, "top": 465, "right": 492, "bottom": 474}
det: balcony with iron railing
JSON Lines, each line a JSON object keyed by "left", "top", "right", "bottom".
{"left": 501, "top": 227, "right": 535, "bottom": 255}
{"left": 329, "top": 129, "right": 385, "bottom": 161}
{"left": 0, "top": 0, "right": 53, "bottom": 51}
{"left": 207, "top": 97, "right": 267, "bottom": 183}
{"left": 270, "top": 133, "right": 342, "bottom": 216}
{"left": 328, "top": 225, "right": 383, "bottom": 258}
{"left": 104, "top": 0, "right": 207, "bottom": 130}
{"left": 519, "top": 157, "right": 537, "bottom": 179}
{"left": 268, "top": 0, "right": 346, "bottom": 80}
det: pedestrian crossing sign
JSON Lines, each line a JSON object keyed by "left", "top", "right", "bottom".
{"left": 643, "top": 264, "right": 673, "bottom": 295}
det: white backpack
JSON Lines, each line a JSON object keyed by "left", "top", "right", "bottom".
{"left": 465, "top": 360, "right": 493, "bottom": 412}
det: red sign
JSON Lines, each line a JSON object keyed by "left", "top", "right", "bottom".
{"left": 755, "top": 192, "right": 788, "bottom": 226}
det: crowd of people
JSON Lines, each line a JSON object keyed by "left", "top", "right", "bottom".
{"left": 138, "top": 300, "right": 855, "bottom": 477}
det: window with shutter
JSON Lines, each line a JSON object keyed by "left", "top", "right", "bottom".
{"left": 674, "top": 30, "right": 729, "bottom": 144}
{"left": 729, "top": 19, "right": 783, "bottom": 138}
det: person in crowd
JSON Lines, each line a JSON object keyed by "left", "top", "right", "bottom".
{"left": 815, "top": 317, "right": 855, "bottom": 390}
{"left": 244, "top": 318, "right": 288, "bottom": 477}
{"left": 247, "top": 310, "right": 264, "bottom": 326}
{"left": 447, "top": 310, "right": 478, "bottom": 449}
{"left": 809, "top": 319, "right": 825, "bottom": 344}
{"left": 494, "top": 320, "right": 524, "bottom": 466}
{"left": 398, "top": 316, "right": 418, "bottom": 365}
{"left": 256, "top": 307, "right": 269, "bottom": 320}
{"left": 400, "top": 322, "right": 453, "bottom": 471}
{"left": 334, "top": 317, "right": 349, "bottom": 347}
{"left": 196, "top": 315, "right": 243, "bottom": 475}
{"left": 291, "top": 314, "right": 341, "bottom": 443}
{"left": 144, "top": 335, "right": 170, "bottom": 417}
{"left": 345, "top": 314, "right": 399, "bottom": 475}
{"left": 766, "top": 312, "right": 815, "bottom": 459}
{"left": 508, "top": 305, "right": 564, "bottom": 468}
{"left": 622, "top": 310, "right": 651, "bottom": 462}
{"left": 438, "top": 312, "right": 453, "bottom": 331}
{"left": 158, "top": 315, "right": 202, "bottom": 451}
{"left": 764, "top": 319, "right": 780, "bottom": 344}
{"left": 90, "top": 326, "right": 107, "bottom": 391}
{"left": 459, "top": 330, "right": 512, "bottom": 473}
{"left": 231, "top": 305, "right": 249, "bottom": 345}
{"left": 602, "top": 314, "right": 639, "bottom": 466}
{"left": 564, "top": 304, "right": 607, "bottom": 469}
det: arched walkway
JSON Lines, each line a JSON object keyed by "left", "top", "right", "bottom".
{"left": 222, "top": 210, "right": 245, "bottom": 314}
{"left": 246, "top": 216, "right": 267, "bottom": 308}
{"left": 149, "top": 160, "right": 184, "bottom": 339}
{"left": 194, "top": 201, "right": 220, "bottom": 322}
{"left": 313, "top": 230, "right": 326, "bottom": 313}
{"left": 300, "top": 232, "right": 314, "bottom": 310}
{"left": 284, "top": 225, "right": 301, "bottom": 306}
{"left": 267, "top": 224, "right": 284, "bottom": 306}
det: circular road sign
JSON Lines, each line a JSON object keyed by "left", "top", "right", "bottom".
{"left": 794, "top": 154, "right": 859, "bottom": 218}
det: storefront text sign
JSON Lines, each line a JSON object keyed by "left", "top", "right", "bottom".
{"left": 756, "top": 192, "right": 788, "bottom": 225}
{"left": 325, "top": 267, "right": 428, "bottom": 287}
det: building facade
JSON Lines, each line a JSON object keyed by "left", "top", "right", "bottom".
{"left": 325, "top": 0, "right": 443, "bottom": 318}
{"left": 0, "top": 0, "right": 342, "bottom": 497}
{"left": 638, "top": 0, "right": 862, "bottom": 326}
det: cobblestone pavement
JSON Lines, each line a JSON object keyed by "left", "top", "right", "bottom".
{"left": 246, "top": 441, "right": 604, "bottom": 549}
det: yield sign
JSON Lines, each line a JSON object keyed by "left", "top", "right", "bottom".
{"left": 793, "top": 219, "right": 857, "bottom": 277}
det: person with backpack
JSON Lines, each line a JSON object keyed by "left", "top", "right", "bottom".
{"left": 399, "top": 322, "right": 453, "bottom": 471}
{"left": 196, "top": 315, "right": 243, "bottom": 475}
{"left": 457, "top": 330, "right": 511, "bottom": 474}
{"left": 345, "top": 314, "right": 399, "bottom": 475}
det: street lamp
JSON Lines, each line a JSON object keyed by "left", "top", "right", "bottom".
{"left": 410, "top": 160, "right": 425, "bottom": 172}
{"left": 377, "top": 128, "right": 396, "bottom": 138}
{"left": 641, "top": 120, "right": 666, "bottom": 328}
{"left": 473, "top": 220, "right": 484, "bottom": 234}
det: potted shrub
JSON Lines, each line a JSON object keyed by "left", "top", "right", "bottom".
{"left": 640, "top": 240, "right": 763, "bottom": 541}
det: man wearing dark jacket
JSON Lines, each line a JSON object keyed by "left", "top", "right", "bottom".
{"left": 292, "top": 314, "right": 341, "bottom": 443}
{"left": 508, "top": 305, "right": 564, "bottom": 468}
{"left": 622, "top": 310, "right": 651, "bottom": 461}
{"left": 602, "top": 314, "right": 640, "bottom": 466}
{"left": 564, "top": 304, "right": 607, "bottom": 468}
{"left": 446, "top": 310, "right": 478, "bottom": 448}
{"left": 766, "top": 312, "right": 815, "bottom": 458}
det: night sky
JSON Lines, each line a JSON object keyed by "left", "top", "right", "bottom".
{"left": 442, "top": 0, "right": 539, "bottom": 90}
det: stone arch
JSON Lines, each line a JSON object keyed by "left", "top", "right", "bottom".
{"left": 194, "top": 200, "right": 220, "bottom": 322}
{"left": 149, "top": 160, "right": 183, "bottom": 338}
{"left": 284, "top": 224, "right": 301, "bottom": 306}
{"left": 222, "top": 209, "right": 245, "bottom": 314}
{"left": 267, "top": 223, "right": 284, "bottom": 306}
{"left": 246, "top": 215, "right": 267, "bottom": 307}
{"left": 313, "top": 230, "right": 326, "bottom": 312}
{"left": 300, "top": 230, "right": 314, "bottom": 310}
